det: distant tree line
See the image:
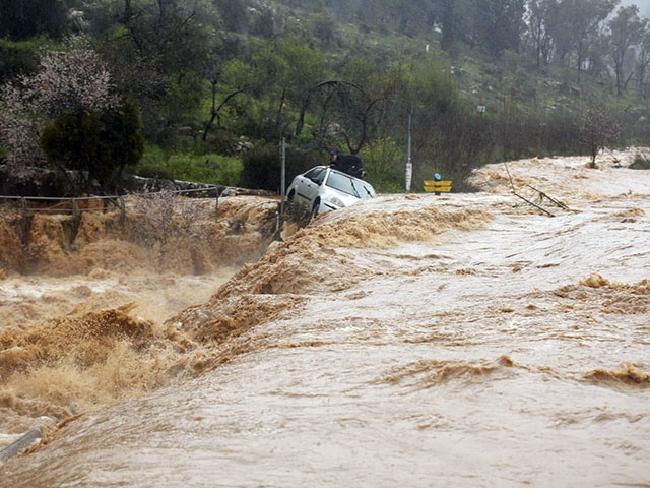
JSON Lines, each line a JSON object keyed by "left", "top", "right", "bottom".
{"left": 325, "top": 0, "right": 650, "bottom": 97}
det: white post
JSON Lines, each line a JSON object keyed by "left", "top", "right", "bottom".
{"left": 405, "top": 109, "right": 413, "bottom": 192}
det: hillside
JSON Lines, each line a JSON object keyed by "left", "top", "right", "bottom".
{"left": 0, "top": 0, "right": 649, "bottom": 193}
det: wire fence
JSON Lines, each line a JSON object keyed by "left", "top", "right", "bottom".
{"left": 0, "top": 187, "right": 223, "bottom": 217}
{"left": 0, "top": 186, "right": 221, "bottom": 201}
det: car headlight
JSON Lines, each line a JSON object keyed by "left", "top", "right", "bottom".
{"left": 328, "top": 196, "right": 345, "bottom": 208}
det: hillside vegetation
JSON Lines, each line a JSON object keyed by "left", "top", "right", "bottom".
{"left": 0, "top": 0, "right": 649, "bottom": 193}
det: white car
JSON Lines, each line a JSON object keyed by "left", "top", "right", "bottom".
{"left": 286, "top": 166, "right": 377, "bottom": 218}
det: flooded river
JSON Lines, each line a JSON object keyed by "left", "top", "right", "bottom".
{"left": 1, "top": 151, "right": 649, "bottom": 486}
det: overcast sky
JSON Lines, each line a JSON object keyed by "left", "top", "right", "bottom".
{"left": 620, "top": 0, "right": 650, "bottom": 17}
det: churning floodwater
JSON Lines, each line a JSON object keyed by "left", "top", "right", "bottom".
{"left": 1, "top": 150, "right": 649, "bottom": 487}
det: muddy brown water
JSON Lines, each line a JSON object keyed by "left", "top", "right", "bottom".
{"left": 1, "top": 151, "right": 649, "bottom": 487}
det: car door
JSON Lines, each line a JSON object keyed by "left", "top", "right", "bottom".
{"left": 296, "top": 168, "right": 326, "bottom": 205}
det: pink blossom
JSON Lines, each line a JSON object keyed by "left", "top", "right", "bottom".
{"left": 0, "top": 40, "right": 117, "bottom": 170}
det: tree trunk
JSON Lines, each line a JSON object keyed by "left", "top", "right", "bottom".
{"left": 615, "top": 62, "right": 623, "bottom": 97}
{"left": 202, "top": 79, "right": 218, "bottom": 142}
{"left": 123, "top": 0, "right": 132, "bottom": 23}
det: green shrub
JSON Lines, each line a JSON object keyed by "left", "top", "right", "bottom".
{"left": 202, "top": 129, "right": 234, "bottom": 155}
{"left": 41, "top": 110, "right": 103, "bottom": 174}
{"left": 139, "top": 143, "right": 168, "bottom": 168}
{"left": 40, "top": 98, "right": 144, "bottom": 186}
{"left": 361, "top": 138, "right": 404, "bottom": 193}
{"left": 99, "top": 98, "right": 145, "bottom": 175}
{"left": 133, "top": 145, "right": 242, "bottom": 185}
{"left": 630, "top": 155, "right": 650, "bottom": 170}
{"left": 166, "top": 153, "right": 242, "bottom": 185}
{"left": 0, "top": 38, "right": 43, "bottom": 81}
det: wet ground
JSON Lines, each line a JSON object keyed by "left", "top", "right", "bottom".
{"left": 1, "top": 151, "right": 649, "bottom": 486}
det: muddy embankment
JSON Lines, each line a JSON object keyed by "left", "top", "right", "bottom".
{"left": 0, "top": 195, "right": 279, "bottom": 435}
{"left": 0, "top": 195, "right": 278, "bottom": 277}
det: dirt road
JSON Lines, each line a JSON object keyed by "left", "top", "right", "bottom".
{"left": 1, "top": 151, "right": 649, "bottom": 487}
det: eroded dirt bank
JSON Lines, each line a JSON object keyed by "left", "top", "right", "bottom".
{"left": 1, "top": 150, "right": 650, "bottom": 487}
{"left": 0, "top": 196, "right": 278, "bottom": 435}
{"left": 0, "top": 195, "right": 279, "bottom": 277}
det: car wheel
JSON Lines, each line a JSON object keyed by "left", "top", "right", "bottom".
{"left": 282, "top": 197, "right": 310, "bottom": 229}
{"left": 287, "top": 189, "right": 295, "bottom": 201}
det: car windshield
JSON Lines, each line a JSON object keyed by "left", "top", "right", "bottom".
{"left": 358, "top": 181, "right": 375, "bottom": 199}
{"left": 349, "top": 178, "right": 375, "bottom": 199}
{"left": 326, "top": 172, "right": 360, "bottom": 197}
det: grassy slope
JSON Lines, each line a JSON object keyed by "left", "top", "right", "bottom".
{"left": 139, "top": 0, "right": 649, "bottom": 185}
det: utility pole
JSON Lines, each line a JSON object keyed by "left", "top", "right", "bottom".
{"left": 280, "top": 137, "right": 286, "bottom": 216}
{"left": 405, "top": 108, "right": 413, "bottom": 192}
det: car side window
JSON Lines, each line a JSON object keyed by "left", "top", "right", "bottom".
{"left": 305, "top": 168, "right": 325, "bottom": 185}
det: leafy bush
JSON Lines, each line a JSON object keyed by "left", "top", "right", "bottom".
{"left": 41, "top": 110, "right": 103, "bottom": 173}
{"left": 100, "top": 98, "right": 145, "bottom": 174}
{"left": 40, "top": 98, "right": 144, "bottom": 186}
{"left": 630, "top": 155, "right": 650, "bottom": 170}
{"left": 0, "top": 38, "right": 43, "bottom": 81}
{"left": 166, "top": 153, "right": 242, "bottom": 185}
{"left": 361, "top": 138, "right": 404, "bottom": 193}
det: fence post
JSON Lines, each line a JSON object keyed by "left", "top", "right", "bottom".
{"left": 214, "top": 188, "right": 219, "bottom": 218}
{"left": 19, "top": 197, "right": 29, "bottom": 250}
{"left": 280, "top": 137, "right": 286, "bottom": 217}
{"left": 119, "top": 196, "right": 126, "bottom": 226}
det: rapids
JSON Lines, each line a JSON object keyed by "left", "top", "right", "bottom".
{"left": 1, "top": 149, "right": 649, "bottom": 487}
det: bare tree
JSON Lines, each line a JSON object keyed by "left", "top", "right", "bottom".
{"left": 296, "top": 79, "right": 392, "bottom": 154}
{"left": 579, "top": 107, "right": 622, "bottom": 169}
{"left": 128, "top": 190, "right": 204, "bottom": 263}
{"left": 526, "top": 0, "right": 555, "bottom": 67}
{"left": 202, "top": 69, "right": 245, "bottom": 141}
{"left": 636, "top": 32, "right": 650, "bottom": 98}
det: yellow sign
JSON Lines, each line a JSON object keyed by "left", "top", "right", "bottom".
{"left": 424, "top": 180, "right": 453, "bottom": 193}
